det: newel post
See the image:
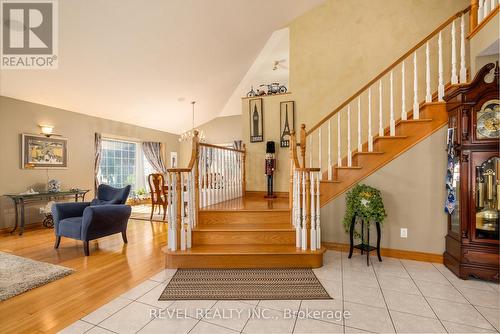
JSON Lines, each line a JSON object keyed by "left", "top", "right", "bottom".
{"left": 192, "top": 131, "right": 200, "bottom": 225}
{"left": 470, "top": 0, "right": 479, "bottom": 31}
{"left": 242, "top": 144, "right": 247, "bottom": 196}
{"left": 300, "top": 124, "right": 307, "bottom": 168}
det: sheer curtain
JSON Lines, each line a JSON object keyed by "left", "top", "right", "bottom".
{"left": 142, "top": 142, "right": 167, "bottom": 174}
{"left": 94, "top": 133, "right": 102, "bottom": 195}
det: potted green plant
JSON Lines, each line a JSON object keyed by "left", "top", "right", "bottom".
{"left": 343, "top": 183, "right": 387, "bottom": 239}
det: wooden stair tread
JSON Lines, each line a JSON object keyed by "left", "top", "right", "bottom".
{"left": 201, "top": 208, "right": 290, "bottom": 212}
{"left": 194, "top": 227, "right": 294, "bottom": 232}
{"left": 399, "top": 118, "right": 433, "bottom": 123}
{"left": 374, "top": 135, "right": 408, "bottom": 140}
{"left": 353, "top": 151, "right": 384, "bottom": 156}
{"left": 335, "top": 166, "right": 362, "bottom": 169}
{"left": 167, "top": 244, "right": 325, "bottom": 255}
{"left": 321, "top": 180, "right": 342, "bottom": 183}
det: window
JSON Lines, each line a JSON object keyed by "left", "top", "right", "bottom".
{"left": 99, "top": 138, "right": 159, "bottom": 197}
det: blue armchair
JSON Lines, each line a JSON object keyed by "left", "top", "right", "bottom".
{"left": 52, "top": 184, "right": 132, "bottom": 256}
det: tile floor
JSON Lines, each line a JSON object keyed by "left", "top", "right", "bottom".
{"left": 60, "top": 251, "right": 500, "bottom": 334}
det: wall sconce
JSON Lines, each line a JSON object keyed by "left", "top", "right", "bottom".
{"left": 40, "top": 125, "right": 54, "bottom": 137}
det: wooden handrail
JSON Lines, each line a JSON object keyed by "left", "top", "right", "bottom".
{"left": 199, "top": 142, "right": 245, "bottom": 153}
{"left": 306, "top": 6, "right": 471, "bottom": 136}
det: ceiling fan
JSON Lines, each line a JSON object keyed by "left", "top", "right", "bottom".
{"left": 272, "top": 59, "right": 288, "bottom": 71}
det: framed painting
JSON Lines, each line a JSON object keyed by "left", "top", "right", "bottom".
{"left": 249, "top": 98, "right": 263, "bottom": 142}
{"left": 280, "top": 101, "right": 295, "bottom": 147}
{"left": 22, "top": 134, "right": 68, "bottom": 169}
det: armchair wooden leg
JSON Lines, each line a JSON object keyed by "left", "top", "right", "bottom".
{"left": 122, "top": 231, "right": 128, "bottom": 244}
{"left": 83, "top": 241, "right": 90, "bottom": 256}
{"left": 54, "top": 236, "right": 61, "bottom": 249}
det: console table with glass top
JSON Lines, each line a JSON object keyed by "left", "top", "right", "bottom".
{"left": 4, "top": 189, "right": 89, "bottom": 235}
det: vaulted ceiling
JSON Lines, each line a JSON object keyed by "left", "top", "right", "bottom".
{"left": 0, "top": 0, "right": 324, "bottom": 134}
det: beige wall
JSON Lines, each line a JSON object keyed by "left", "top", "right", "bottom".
{"left": 179, "top": 115, "right": 243, "bottom": 167}
{"left": 0, "top": 96, "right": 179, "bottom": 229}
{"left": 289, "top": 0, "right": 468, "bottom": 128}
{"left": 242, "top": 94, "right": 294, "bottom": 192}
{"left": 321, "top": 128, "right": 448, "bottom": 254}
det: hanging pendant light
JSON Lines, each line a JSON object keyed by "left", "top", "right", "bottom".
{"left": 179, "top": 101, "right": 205, "bottom": 142}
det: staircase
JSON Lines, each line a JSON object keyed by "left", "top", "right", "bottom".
{"left": 166, "top": 194, "right": 325, "bottom": 268}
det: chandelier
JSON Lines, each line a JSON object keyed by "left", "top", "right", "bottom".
{"left": 179, "top": 101, "right": 205, "bottom": 143}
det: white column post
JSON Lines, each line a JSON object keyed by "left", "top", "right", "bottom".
{"left": 413, "top": 51, "right": 420, "bottom": 119}
{"left": 459, "top": 15, "right": 467, "bottom": 83}
{"left": 438, "top": 32, "right": 444, "bottom": 101}
{"left": 315, "top": 172, "right": 321, "bottom": 248}
{"left": 389, "top": 71, "right": 395, "bottom": 136}
{"left": 425, "top": 42, "right": 432, "bottom": 103}
{"left": 378, "top": 80, "right": 383, "bottom": 137}
{"left": 357, "top": 97, "right": 362, "bottom": 152}
{"left": 451, "top": 20, "right": 458, "bottom": 84}
{"left": 310, "top": 172, "right": 316, "bottom": 250}
{"left": 327, "top": 120, "right": 332, "bottom": 180}
{"left": 337, "top": 113, "right": 342, "bottom": 166}
{"left": 347, "top": 105, "right": 352, "bottom": 166}
{"left": 401, "top": 61, "right": 407, "bottom": 120}
{"left": 301, "top": 171, "right": 307, "bottom": 251}
{"left": 368, "top": 88, "right": 373, "bottom": 152}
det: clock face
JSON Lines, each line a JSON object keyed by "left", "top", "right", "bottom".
{"left": 476, "top": 100, "right": 500, "bottom": 139}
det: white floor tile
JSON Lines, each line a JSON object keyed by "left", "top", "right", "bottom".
{"left": 426, "top": 297, "right": 495, "bottom": 330}
{"left": 257, "top": 299, "right": 301, "bottom": 313}
{"left": 343, "top": 282, "right": 385, "bottom": 308}
{"left": 414, "top": 279, "right": 469, "bottom": 304}
{"left": 120, "top": 280, "right": 160, "bottom": 300}
{"left": 138, "top": 315, "right": 198, "bottom": 334}
{"left": 299, "top": 299, "right": 344, "bottom": 325}
{"left": 242, "top": 307, "right": 295, "bottom": 334}
{"left": 85, "top": 326, "right": 116, "bottom": 334}
{"left": 457, "top": 286, "right": 500, "bottom": 308}
{"left": 166, "top": 300, "right": 217, "bottom": 319}
{"left": 383, "top": 289, "right": 436, "bottom": 318}
{"left": 476, "top": 305, "right": 500, "bottom": 331}
{"left": 190, "top": 320, "right": 238, "bottom": 333}
{"left": 99, "top": 301, "right": 158, "bottom": 334}
{"left": 442, "top": 320, "right": 498, "bottom": 333}
{"left": 149, "top": 269, "right": 177, "bottom": 283}
{"left": 136, "top": 283, "right": 174, "bottom": 309}
{"left": 377, "top": 273, "right": 420, "bottom": 295}
{"left": 344, "top": 302, "right": 395, "bottom": 333}
{"left": 202, "top": 300, "right": 256, "bottom": 332}
{"left": 293, "top": 318, "right": 343, "bottom": 333}
{"left": 58, "top": 320, "right": 94, "bottom": 334}
{"left": 390, "top": 310, "right": 445, "bottom": 333}
{"left": 82, "top": 297, "right": 132, "bottom": 325}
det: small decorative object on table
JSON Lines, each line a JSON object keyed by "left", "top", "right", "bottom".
{"left": 260, "top": 82, "right": 287, "bottom": 95}
{"left": 47, "top": 179, "right": 61, "bottom": 192}
{"left": 41, "top": 201, "right": 56, "bottom": 228}
{"left": 343, "top": 183, "right": 387, "bottom": 266}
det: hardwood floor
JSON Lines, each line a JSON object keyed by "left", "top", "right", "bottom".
{"left": 0, "top": 219, "right": 168, "bottom": 334}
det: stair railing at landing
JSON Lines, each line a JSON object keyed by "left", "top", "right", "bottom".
{"left": 165, "top": 131, "right": 246, "bottom": 252}
{"left": 289, "top": 129, "right": 322, "bottom": 252}
{"left": 302, "top": 6, "right": 481, "bottom": 180}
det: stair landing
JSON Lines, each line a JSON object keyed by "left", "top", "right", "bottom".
{"left": 165, "top": 193, "right": 325, "bottom": 268}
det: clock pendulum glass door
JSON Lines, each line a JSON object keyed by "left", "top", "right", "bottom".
{"left": 475, "top": 157, "right": 500, "bottom": 240}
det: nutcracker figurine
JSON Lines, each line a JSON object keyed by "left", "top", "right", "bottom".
{"left": 265, "top": 141, "right": 276, "bottom": 198}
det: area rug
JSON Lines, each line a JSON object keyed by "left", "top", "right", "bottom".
{"left": 131, "top": 205, "right": 166, "bottom": 223}
{"left": 0, "top": 252, "right": 74, "bottom": 301}
{"left": 159, "top": 268, "right": 331, "bottom": 300}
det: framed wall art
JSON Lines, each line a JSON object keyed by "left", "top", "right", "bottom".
{"left": 280, "top": 101, "right": 295, "bottom": 147}
{"left": 249, "top": 98, "right": 263, "bottom": 142}
{"left": 22, "top": 134, "right": 68, "bottom": 169}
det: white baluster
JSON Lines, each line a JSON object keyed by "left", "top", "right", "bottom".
{"left": 180, "top": 173, "right": 186, "bottom": 251}
{"left": 425, "top": 42, "right": 432, "bottom": 103}
{"left": 318, "top": 128, "right": 322, "bottom": 179}
{"left": 378, "top": 80, "right": 383, "bottom": 137}
{"left": 484, "top": 0, "right": 490, "bottom": 18}
{"left": 460, "top": 15, "right": 467, "bottom": 84}
{"left": 451, "top": 20, "right": 458, "bottom": 84}
{"left": 390, "top": 71, "right": 395, "bottom": 136}
{"left": 198, "top": 148, "right": 203, "bottom": 208}
{"left": 310, "top": 172, "right": 316, "bottom": 251}
{"left": 315, "top": 172, "right": 321, "bottom": 248}
{"left": 368, "top": 88, "right": 373, "bottom": 152}
{"left": 357, "top": 97, "right": 362, "bottom": 152}
{"left": 187, "top": 172, "right": 192, "bottom": 248}
{"left": 347, "top": 105, "right": 352, "bottom": 167}
{"left": 309, "top": 136, "right": 312, "bottom": 168}
{"left": 295, "top": 171, "right": 301, "bottom": 248}
{"left": 301, "top": 171, "right": 307, "bottom": 251}
{"left": 401, "top": 61, "right": 407, "bottom": 120}
{"left": 328, "top": 119, "right": 332, "bottom": 181}
{"left": 492, "top": 0, "right": 496, "bottom": 12}
{"left": 413, "top": 51, "right": 420, "bottom": 119}
{"left": 337, "top": 113, "right": 342, "bottom": 166}
{"left": 438, "top": 31, "right": 444, "bottom": 101}
{"left": 478, "top": 0, "right": 484, "bottom": 23}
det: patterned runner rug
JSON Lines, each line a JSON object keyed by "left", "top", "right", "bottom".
{"left": 159, "top": 268, "right": 331, "bottom": 300}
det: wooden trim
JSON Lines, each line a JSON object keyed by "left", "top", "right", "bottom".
{"left": 241, "top": 92, "right": 292, "bottom": 100}
{"left": 322, "top": 242, "right": 443, "bottom": 263}
{"left": 470, "top": 0, "right": 479, "bottom": 32}
{"left": 295, "top": 168, "right": 321, "bottom": 172}
{"left": 244, "top": 191, "right": 289, "bottom": 198}
{"left": 306, "top": 6, "right": 471, "bottom": 136}
{"left": 468, "top": 6, "right": 499, "bottom": 39}
{"left": 199, "top": 142, "right": 245, "bottom": 153}
{"left": 167, "top": 168, "right": 192, "bottom": 173}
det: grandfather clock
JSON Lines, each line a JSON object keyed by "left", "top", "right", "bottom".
{"left": 444, "top": 62, "right": 499, "bottom": 282}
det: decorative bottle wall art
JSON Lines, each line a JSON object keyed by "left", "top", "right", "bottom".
{"left": 249, "top": 98, "right": 263, "bottom": 142}
{"left": 280, "top": 101, "right": 295, "bottom": 147}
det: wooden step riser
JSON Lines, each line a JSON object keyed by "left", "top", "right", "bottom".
{"left": 166, "top": 253, "right": 323, "bottom": 268}
{"left": 192, "top": 230, "right": 296, "bottom": 245}
{"left": 198, "top": 211, "right": 291, "bottom": 226}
